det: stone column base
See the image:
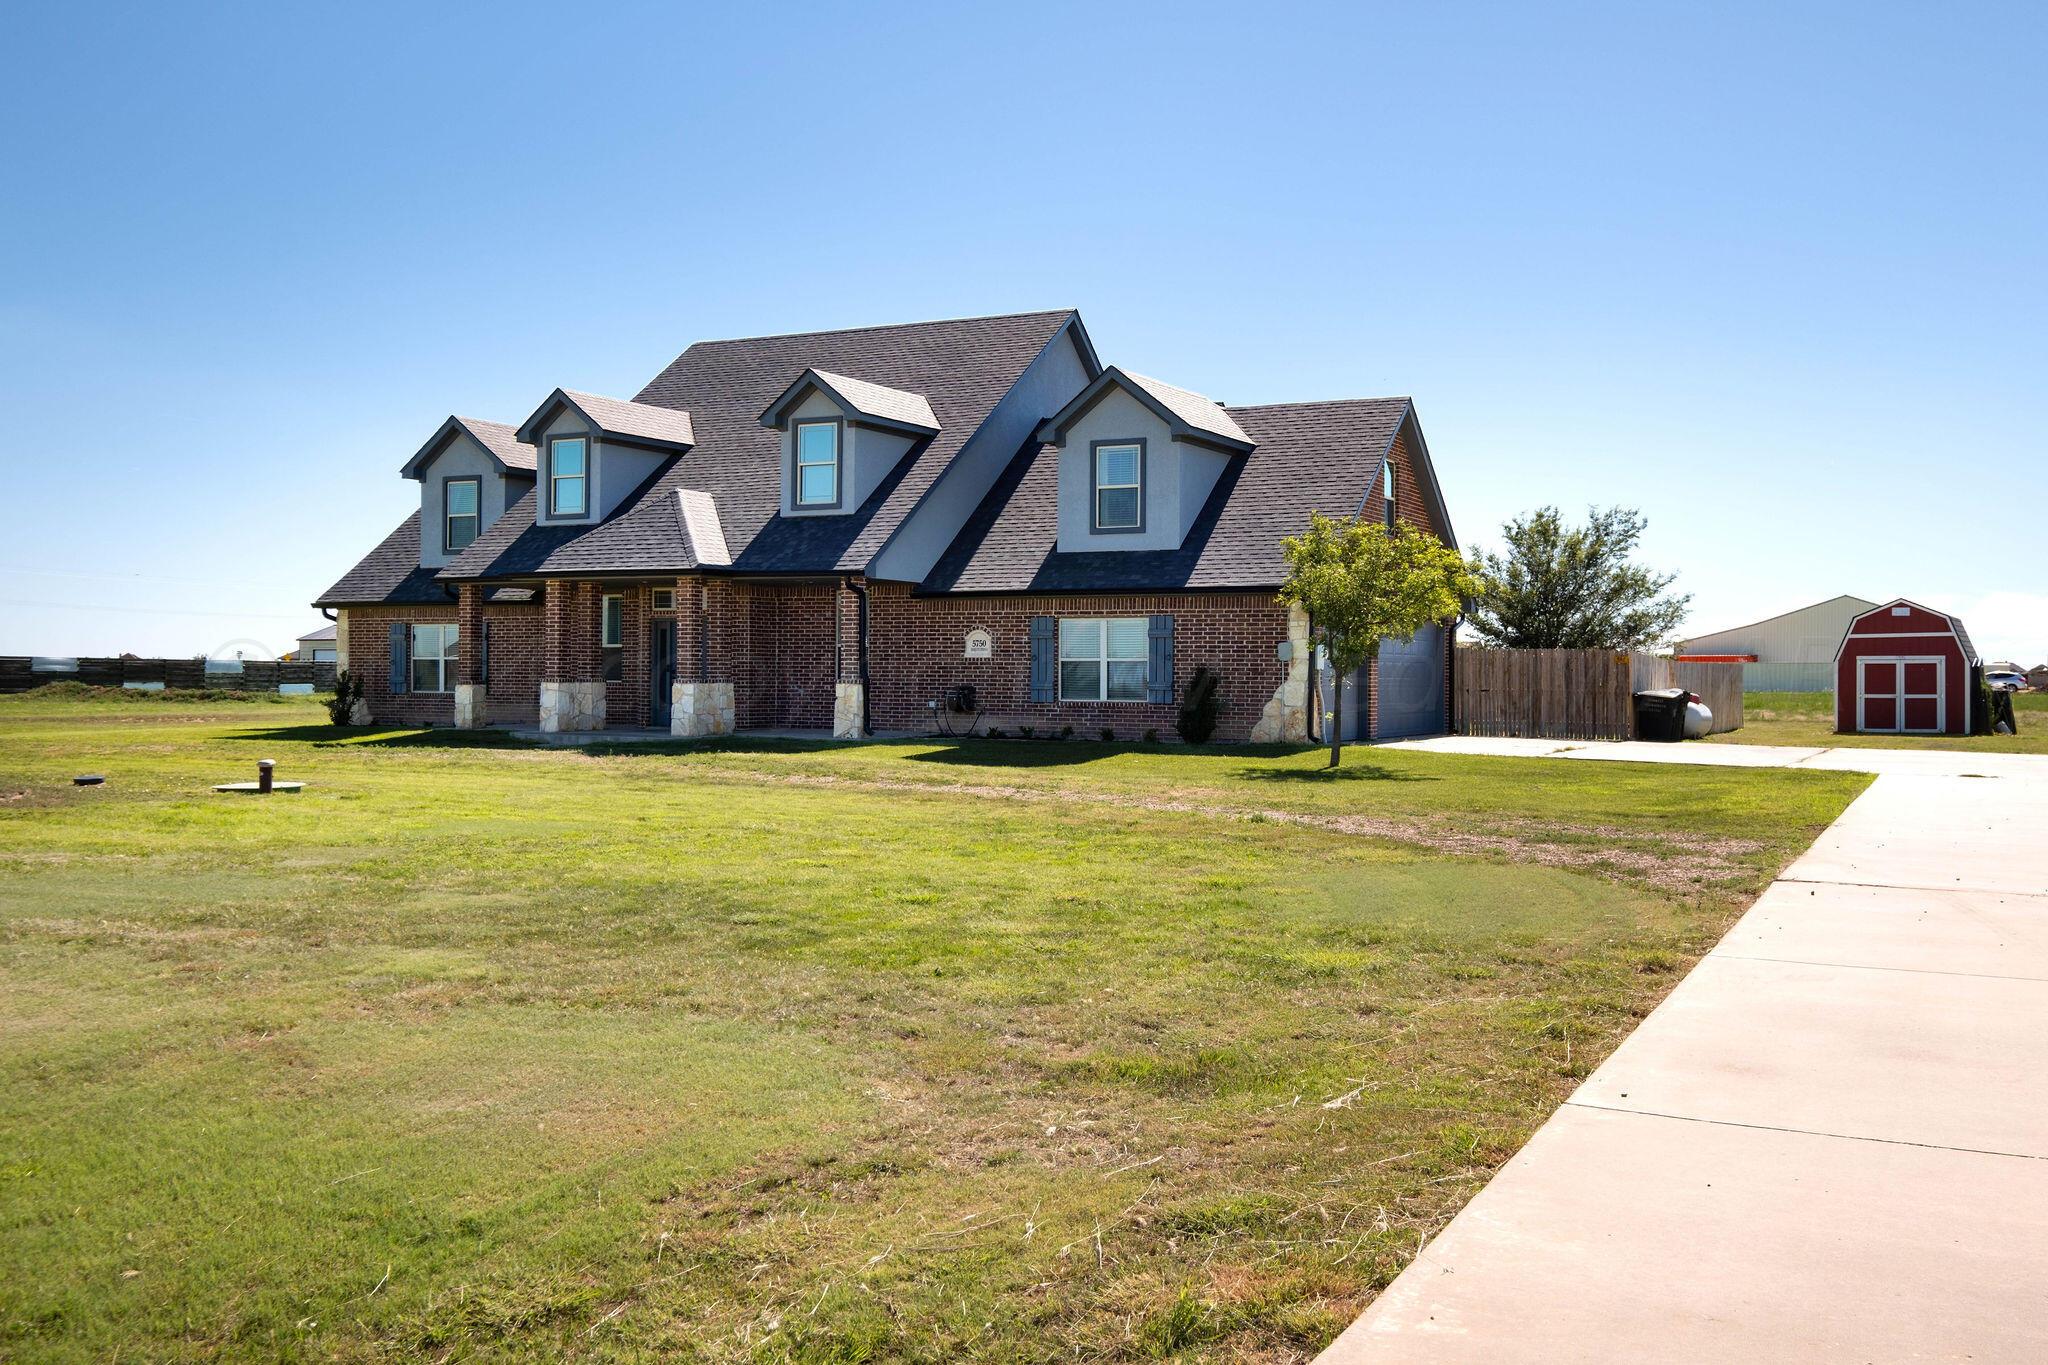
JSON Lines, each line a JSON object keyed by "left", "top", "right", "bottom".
{"left": 539, "top": 680, "right": 606, "bottom": 733}
{"left": 346, "top": 696, "right": 373, "bottom": 727}
{"left": 453, "top": 683, "right": 487, "bottom": 729}
{"left": 833, "top": 682, "right": 865, "bottom": 739}
{"left": 1249, "top": 605, "right": 1312, "bottom": 743}
{"left": 671, "top": 681, "right": 734, "bottom": 737}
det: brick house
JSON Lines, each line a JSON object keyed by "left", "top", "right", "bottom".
{"left": 315, "top": 310, "right": 1457, "bottom": 743}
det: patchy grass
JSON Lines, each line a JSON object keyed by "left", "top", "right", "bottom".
{"left": 1710, "top": 688, "right": 2048, "bottom": 754}
{"left": 0, "top": 694, "right": 1866, "bottom": 1362}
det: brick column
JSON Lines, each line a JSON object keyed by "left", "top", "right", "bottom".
{"left": 453, "top": 583, "right": 487, "bottom": 727}
{"left": 671, "top": 576, "right": 735, "bottom": 737}
{"left": 832, "top": 577, "right": 866, "bottom": 739}
{"left": 538, "top": 579, "right": 605, "bottom": 732}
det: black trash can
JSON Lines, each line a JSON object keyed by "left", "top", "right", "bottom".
{"left": 1633, "top": 688, "right": 1690, "bottom": 742}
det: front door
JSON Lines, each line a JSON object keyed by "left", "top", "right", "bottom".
{"left": 649, "top": 619, "right": 676, "bottom": 727}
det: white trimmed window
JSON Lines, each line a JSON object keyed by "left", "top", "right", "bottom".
{"left": 794, "top": 420, "right": 840, "bottom": 507}
{"left": 1059, "top": 618, "right": 1147, "bottom": 701}
{"left": 652, "top": 588, "right": 675, "bottom": 611}
{"left": 410, "top": 623, "right": 458, "bottom": 693}
{"left": 549, "top": 437, "right": 588, "bottom": 516}
{"left": 445, "top": 478, "right": 479, "bottom": 551}
{"left": 1383, "top": 457, "right": 1397, "bottom": 529}
{"left": 1093, "top": 442, "right": 1142, "bottom": 530}
{"left": 601, "top": 593, "right": 624, "bottom": 682}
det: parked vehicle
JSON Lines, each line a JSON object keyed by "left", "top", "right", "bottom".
{"left": 1985, "top": 668, "right": 2027, "bottom": 693}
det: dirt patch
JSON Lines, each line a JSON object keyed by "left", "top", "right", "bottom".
{"left": 685, "top": 768, "right": 1764, "bottom": 894}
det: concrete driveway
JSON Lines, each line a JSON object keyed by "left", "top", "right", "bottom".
{"left": 1318, "top": 739, "right": 2048, "bottom": 1363}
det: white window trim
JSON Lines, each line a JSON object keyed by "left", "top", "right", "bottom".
{"left": 1383, "top": 458, "right": 1397, "bottom": 529}
{"left": 445, "top": 477, "right": 480, "bottom": 552}
{"left": 794, "top": 419, "right": 841, "bottom": 508}
{"left": 1092, "top": 441, "right": 1143, "bottom": 532}
{"left": 1058, "top": 617, "right": 1148, "bottom": 703}
{"left": 410, "top": 623, "right": 458, "bottom": 694}
{"left": 601, "top": 594, "right": 623, "bottom": 649}
{"left": 651, "top": 588, "right": 675, "bottom": 611}
{"left": 549, "top": 436, "right": 589, "bottom": 518}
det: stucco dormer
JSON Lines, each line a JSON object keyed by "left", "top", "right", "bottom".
{"left": 759, "top": 368, "right": 939, "bottom": 517}
{"left": 1033, "top": 368, "right": 1254, "bottom": 554}
{"left": 400, "top": 417, "right": 537, "bottom": 569}
{"left": 515, "top": 388, "right": 695, "bottom": 528}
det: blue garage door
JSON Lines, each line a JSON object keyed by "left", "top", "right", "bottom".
{"left": 1375, "top": 624, "right": 1447, "bottom": 739}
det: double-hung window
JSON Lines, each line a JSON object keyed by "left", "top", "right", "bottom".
{"left": 601, "top": 593, "right": 623, "bottom": 682}
{"left": 1059, "top": 618, "right": 1148, "bottom": 702}
{"left": 794, "top": 420, "right": 840, "bottom": 507}
{"left": 1092, "top": 441, "right": 1143, "bottom": 531}
{"left": 549, "top": 437, "right": 588, "bottom": 517}
{"left": 410, "top": 623, "right": 458, "bottom": 693}
{"left": 445, "top": 478, "right": 479, "bottom": 552}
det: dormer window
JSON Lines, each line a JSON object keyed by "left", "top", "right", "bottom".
{"left": 549, "top": 437, "right": 588, "bottom": 517}
{"left": 1092, "top": 441, "right": 1144, "bottom": 531}
{"left": 444, "top": 478, "right": 479, "bottom": 552}
{"left": 794, "top": 419, "right": 841, "bottom": 508}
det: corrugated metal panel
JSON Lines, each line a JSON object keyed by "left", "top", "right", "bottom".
{"left": 1743, "top": 661, "right": 1835, "bottom": 692}
{"left": 1678, "top": 595, "right": 1879, "bottom": 665}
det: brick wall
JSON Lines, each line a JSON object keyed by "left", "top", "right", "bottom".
{"left": 864, "top": 583, "right": 1292, "bottom": 741}
{"left": 347, "top": 602, "right": 544, "bottom": 726}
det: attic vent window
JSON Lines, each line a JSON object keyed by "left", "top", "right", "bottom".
{"left": 795, "top": 420, "right": 840, "bottom": 508}
{"left": 1092, "top": 440, "right": 1143, "bottom": 532}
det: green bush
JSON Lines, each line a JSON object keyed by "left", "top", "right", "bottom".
{"left": 1176, "top": 668, "right": 1222, "bottom": 744}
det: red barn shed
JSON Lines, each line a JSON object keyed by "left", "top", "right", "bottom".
{"left": 1834, "top": 598, "right": 1980, "bottom": 735}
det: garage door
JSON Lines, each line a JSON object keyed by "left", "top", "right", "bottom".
{"left": 1376, "top": 624, "right": 1447, "bottom": 740}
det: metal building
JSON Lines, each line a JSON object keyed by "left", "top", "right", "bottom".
{"left": 1676, "top": 594, "right": 1879, "bottom": 691}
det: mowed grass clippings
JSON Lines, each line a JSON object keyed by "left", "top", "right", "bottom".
{"left": 0, "top": 692, "right": 1867, "bottom": 1362}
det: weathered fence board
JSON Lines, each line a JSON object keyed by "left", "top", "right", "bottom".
{"left": 0, "top": 657, "right": 336, "bottom": 695}
{"left": 1454, "top": 649, "right": 1745, "bottom": 739}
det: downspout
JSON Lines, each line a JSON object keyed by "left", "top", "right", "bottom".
{"left": 320, "top": 607, "right": 337, "bottom": 622}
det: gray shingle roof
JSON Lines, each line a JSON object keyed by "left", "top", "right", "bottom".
{"left": 314, "top": 512, "right": 458, "bottom": 606}
{"left": 921, "top": 398, "right": 1413, "bottom": 594}
{"left": 1122, "top": 371, "right": 1252, "bottom": 448}
{"left": 1038, "top": 366, "right": 1255, "bottom": 453}
{"left": 761, "top": 369, "right": 940, "bottom": 434}
{"left": 400, "top": 416, "right": 537, "bottom": 478}
{"left": 440, "top": 310, "right": 1077, "bottom": 582}
{"left": 541, "top": 390, "right": 697, "bottom": 448}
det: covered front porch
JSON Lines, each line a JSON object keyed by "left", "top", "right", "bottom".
{"left": 450, "top": 574, "right": 869, "bottom": 739}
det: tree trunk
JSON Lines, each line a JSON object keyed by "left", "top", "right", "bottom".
{"left": 1328, "top": 667, "right": 1344, "bottom": 768}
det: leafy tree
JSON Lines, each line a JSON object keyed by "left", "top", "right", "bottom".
{"left": 1279, "top": 514, "right": 1475, "bottom": 767}
{"left": 1465, "top": 506, "right": 1689, "bottom": 650}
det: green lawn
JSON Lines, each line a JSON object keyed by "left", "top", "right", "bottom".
{"left": 1710, "top": 689, "right": 2048, "bottom": 754}
{"left": 0, "top": 690, "right": 1868, "bottom": 1362}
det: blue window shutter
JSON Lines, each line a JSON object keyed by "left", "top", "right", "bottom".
{"left": 1147, "top": 614, "right": 1174, "bottom": 703}
{"left": 1029, "top": 616, "right": 1055, "bottom": 702}
{"left": 479, "top": 621, "right": 490, "bottom": 688}
{"left": 388, "top": 622, "right": 408, "bottom": 694}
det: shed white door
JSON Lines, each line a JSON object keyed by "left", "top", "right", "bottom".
{"left": 1858, "top": 656, "right": 1943, "bottom": 734}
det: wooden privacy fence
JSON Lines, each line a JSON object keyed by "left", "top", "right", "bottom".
{"left": 0, "top": 656, "right": 337, "bottom": 695}
{"left": 1454, "top": 649, "right": 1744, "bottom": 740}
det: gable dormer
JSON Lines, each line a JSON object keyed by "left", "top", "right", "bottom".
{"left": 515, "top": 388, "right": 695, "bottom": 527}
{"left": 759, "top": 369, "right": 939, "bottom": 517}
{"left": 1033, "top": 367, "right": 1254, "bottom": 553}
{"left": 401, "top": 417, "right": 537, "bottom": 568}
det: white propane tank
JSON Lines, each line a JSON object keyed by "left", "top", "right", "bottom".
{"left": 1684, "top": 699, "right": 1713, "bottom": 739}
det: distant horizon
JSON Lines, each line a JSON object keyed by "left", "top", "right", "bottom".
{"left": 4, "top": 2, "right": 2042, "bottom": 667}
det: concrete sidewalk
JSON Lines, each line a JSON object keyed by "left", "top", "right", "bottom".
{"left": 1320, "top": 741, "right": 2048, "bottom": 1363}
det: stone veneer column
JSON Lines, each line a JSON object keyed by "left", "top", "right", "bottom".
{"left": 670, "top": 576, "right": 734, "bottom": 737}
{"left": 1249, "top": 604, "right": 1312, "bottom": 743}
{"left": 538, "top": 580, "right": 606, "bottom": 733}
{"left": 831, "top": 577, "right": 866, "bottom": 740}
{"left": 453, "top": 583, "right": 487, "bottom": 728}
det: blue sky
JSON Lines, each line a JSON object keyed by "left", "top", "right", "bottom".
{"left": 3, "top": 1, "right": 2043, "bottom": 664}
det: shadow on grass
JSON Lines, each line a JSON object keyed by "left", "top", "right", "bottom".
{"left": 221, "top": 724, "right": 540, "bottom": 749}
{"left": 1234, "top": 762, "right": 1433, "bottom": 783}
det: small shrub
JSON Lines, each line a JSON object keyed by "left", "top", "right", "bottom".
{"left": 1143, "top": 728, "right": 1159, "bottom": 743}
{"left": 1099, "top": 727, "right": 1115, "bottom": 742}
{"left": 986, "top": 726, "right": 1005, "bottom": 738}
{"left": 326, "top": 669, "right": 364, "bottom": 725}
{"left": 1018, "top": 725, "right": 1035, "bottom": 739}
{"left": 1057, "top": 725, "right": 1073, "bottom": 740}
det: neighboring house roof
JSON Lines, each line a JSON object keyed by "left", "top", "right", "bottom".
{"left": 400, "top": 416, "right": 537, "bottom": 478}
{"left": 298, "top": 624, "right": 337, "bottom": 642}
{"left": 314, "top": 512, "right": 455, "bottom": 606}
{"left": 922, "top": 398, "right": 1415, "bottom": 594}
{"left": 1037, "top": 366, "right": 1254, "bottom": 452}
{"left": 441, "top": 309, "right": 1084, "bottom": 582}
{"left": 760, "top": 369, "right": 940, "bottom": 435}
{"left": 516, "top": 388, "right": 698, "bottom": 449}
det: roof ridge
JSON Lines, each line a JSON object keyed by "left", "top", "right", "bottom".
{"left": 1221, "top": 396, "right": 1412, "bottom": 413}
{"left": 682, "top": 308, "right": 1076, "bottom": 349}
